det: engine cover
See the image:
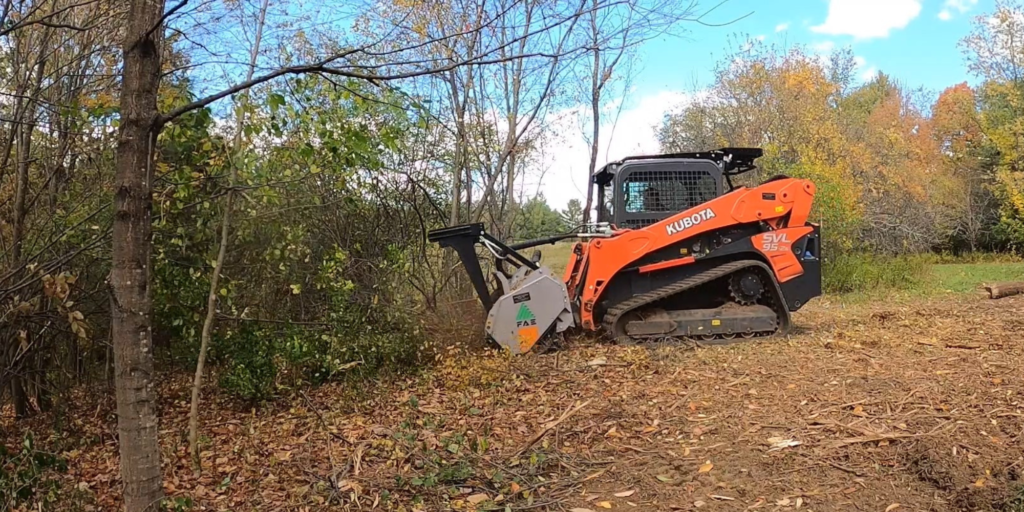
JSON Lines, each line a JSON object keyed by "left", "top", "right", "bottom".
{"left": 485, "top": 267, "right": 574, "bottom": 354}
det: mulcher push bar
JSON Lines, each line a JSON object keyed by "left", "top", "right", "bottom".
{"left": 428, "top": 223, "right": 574, "bottom": 312}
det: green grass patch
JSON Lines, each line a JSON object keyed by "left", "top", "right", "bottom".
{"left": 929, "top": 262, "right": 1024, "bottom": 294}
{"left": 539, "top": 241, "right": 577, "bottom": 276}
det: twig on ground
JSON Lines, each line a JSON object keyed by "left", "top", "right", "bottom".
{"left": 827, "top": 460, "right": 867, "bottom": 477}
{"left": 300, "top": 390, "right": 351, "bottom": 445}
{"left": 808, "top": 399, "right": 873, "bottom": 418}
{"left": 828, "top": 421, "right": 956, "bottom": 449}
{"left": 944, "top": 343, "right": 981, "bottom": 350}
{"left": 511, "top": 399, "right": 591, "bottom": 459}
{"left": 300, "top": 391, "right": 345, "bottom": 498}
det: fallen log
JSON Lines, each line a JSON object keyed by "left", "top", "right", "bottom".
{"left": 984, "top": 282, "right": 1024, "bottom": 299}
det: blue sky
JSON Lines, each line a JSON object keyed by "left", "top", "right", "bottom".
{"left": 535, "top": 0, "right": 993, "bottom": 209}
{"left": 636, "top": 0, "right": 989, "bottom": 97}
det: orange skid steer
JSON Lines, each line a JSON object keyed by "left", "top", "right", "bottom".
{"left": 429, "top": 148, "right": 822, "bottom": 353}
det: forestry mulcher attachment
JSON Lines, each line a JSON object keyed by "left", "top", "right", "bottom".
{"left": 429, "top": 148, "right": 822, "bottom": 354}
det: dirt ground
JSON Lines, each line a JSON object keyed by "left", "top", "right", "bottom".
{"left": 6, "top": 292, "right": 1024, "bottom": 511}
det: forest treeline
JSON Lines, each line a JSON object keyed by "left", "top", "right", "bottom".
{"left": 660, "top": 44, "right": 1006, "bottom": 257}
{"left": 2, "top": 0, "right": 1024, "bottom": 509}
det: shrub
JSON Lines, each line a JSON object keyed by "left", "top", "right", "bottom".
{"left": 217, "top": 325, "right": 279, "bottom": 402}
{"left": 213, "top": 307, "right": 427, "bottom": 401}
{"left": 0, "top": 433, "right": 68, "bottom": 509}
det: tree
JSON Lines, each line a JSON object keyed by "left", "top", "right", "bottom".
{"left": 513, "top": 194, "right": 567, "bottom": 240}
{"left": 932, "top": 83, "right": 997, "bottom": 251}
{"left": 560, "top": 198, "right": 584, "bottom": 228}
{"left": 188, "top": 0, "right": 271, "bottom": 470}
{"left": 110, "top": 0, "right": 167, "bottom": 509}
{"left": 657, "top": 41, "right": 966, "bottom": 254}
{"left": 960, "top": 0, "right": 1024, "bottom": 248}
{"left": 576, "top": 0, "right": 711, "bottom": 224}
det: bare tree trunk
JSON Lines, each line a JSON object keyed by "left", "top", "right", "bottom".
{"left": 188, "top": 0, "right": 269, "bottom": 469}
{"left": 11, "top": 376, "right": 30, "bottom": 418}
{"left": 36, "top": 352, "right": 52, "bottom": 413}
{"left": 188, "top": 184, "right": 234, "bottom": 468}
{"left": 445, "top": 70, "right": 465, "bottom": 227}
{"left": 9, "top": 54, "right": 47, "bottom": 420}
{"left": 583, "top": 68, "right": 600, "bottom": 225}
{"left": 583, "top": 0, "right": 602, "bottom": 225}
{"left": 465, "top": 165, "right": 473, "bottom": 217}
{"left": 10, "top": 119, "right": 32, "bottom": 420}
{"left": 110, "top": 0, "right": 166, "bottom": 510}
{"left": 449, "top": 152, "right": 462, "bottom": 225}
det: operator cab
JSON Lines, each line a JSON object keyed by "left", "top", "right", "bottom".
{"left": 593, "top": 147, "right": 763, "bottom": 229}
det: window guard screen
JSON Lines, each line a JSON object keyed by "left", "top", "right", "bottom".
{"left": 622, "top": 168, "right": 718, "bottom": 214}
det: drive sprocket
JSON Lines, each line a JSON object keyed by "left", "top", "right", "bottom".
{"left": 729, "top": 270, "right": 764, "bottom": 306}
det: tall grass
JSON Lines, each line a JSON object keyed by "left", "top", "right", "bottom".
{"left": 823, "top": 253, "right": 929, "bottom": 294}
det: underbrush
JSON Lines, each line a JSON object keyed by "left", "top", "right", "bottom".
{"left": 213, "top": 314, "right": 427, "bottom": 402}
{"left": 0, "top": 433, "right": 71, "bottom": 511}
{"left": 823, "top": 252, "right": 929, "bottom": 294}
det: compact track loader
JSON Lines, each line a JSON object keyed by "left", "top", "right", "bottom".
{"left": 429, "top": 148, "right": 822, "bottom": 353}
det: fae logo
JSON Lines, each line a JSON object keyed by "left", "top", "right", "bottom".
{"left": 666, "top": 208, "right": 716, "bottom": 236}
{"left": 760, "top": 232, "right": 790, "bottom": 252}
{"left": 516, "top": 303, "right": 537, "bottom": 328}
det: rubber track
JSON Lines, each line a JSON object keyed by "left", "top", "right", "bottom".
{"left": 601, "top": 259, "right": 788, "bottom": 341}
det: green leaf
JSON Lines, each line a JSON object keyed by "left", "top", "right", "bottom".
{"left": 268, "top": 93, "right": 285, "bottom": 113}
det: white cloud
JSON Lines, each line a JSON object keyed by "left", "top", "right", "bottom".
{"left": 938, "top": 0, "right": 978, "bottom": 20}
{"left": 811, "top": 0, "right": 922, "bottom": 39}
{"left": 526, "top": 90, "right": 691, "bottom": 209}
{"left": 775, "top": 22, "right": 790, "bottom": 32}
{"left": 812, "top": 40, "right": 836, "bottom": 53}
{"left": 811, "top": 40, "right": 836, "bottom": 60}
{"left": 859, "top": 66, "right": 879, "bottom": 82}
{"left": 850, "top": 55, "right": 878, "bottom": 82}
{"left": 756, "top": 34, "right": 766, "bottom": 42}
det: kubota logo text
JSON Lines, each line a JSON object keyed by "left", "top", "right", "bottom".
{"left": 666, "top": 208, "right": 716, "bottom": 236}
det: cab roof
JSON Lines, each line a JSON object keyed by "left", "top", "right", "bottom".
{"left": 592, "top": 147, "right": 763, "bottom": 185}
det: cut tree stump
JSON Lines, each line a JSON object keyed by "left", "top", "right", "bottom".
{"left": 984, "top": 282, "right": 1024, "bottom": 299}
